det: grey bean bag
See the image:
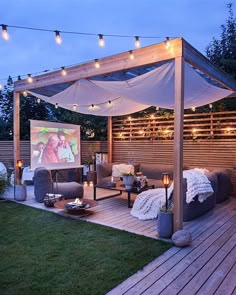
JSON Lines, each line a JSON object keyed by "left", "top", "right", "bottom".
{"left": 34, "top": 167, "right": 83, "bottom": 202}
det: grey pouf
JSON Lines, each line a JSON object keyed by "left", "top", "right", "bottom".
{"left": 172, "top": 230, "right": 192, "bottom": 247}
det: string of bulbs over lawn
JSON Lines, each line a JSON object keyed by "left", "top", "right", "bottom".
{"left": 0, "top": 24, "right": 212, "bottom": 112}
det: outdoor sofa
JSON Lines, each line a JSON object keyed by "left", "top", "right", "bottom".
{"left": 96, "top": 162, "right": 234, "bottom": 221}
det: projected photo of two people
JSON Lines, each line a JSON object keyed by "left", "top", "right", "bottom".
{"left": 31, "top": 121, "right": 81, "bottom": 170}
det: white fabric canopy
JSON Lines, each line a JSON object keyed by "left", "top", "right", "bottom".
{"left": 30, "top": 60, "right": 232, "bottom": 116}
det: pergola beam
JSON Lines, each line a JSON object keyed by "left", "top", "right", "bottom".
{"left": 13, "top": 91, "right": 20, "bottom": 186}
{"left": 14, "top": 38, "right": 183, "bottom": 92}
{"left": 183, "top": 39, "right": 236, "bottom": 91}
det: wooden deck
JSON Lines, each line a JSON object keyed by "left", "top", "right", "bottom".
{"left": 4, "top": 186, "right": 236, "bottom": 294}
{"left": 106, "top": 198, "right": 236, "bottom": 295}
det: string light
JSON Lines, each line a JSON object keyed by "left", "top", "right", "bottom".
{"left": 156, "top": 106, "right": 160, "bottom": 111}
{"left": 209, "top": 103, "right": 213, "bottom": 109}
{"left": 91, "top": 104, "right": 95, "bottom": 109}
{"left": 55, "top": 103, "right": 59, "bottom": 109}
{"left": 94, "top": 59, "right": 100, "bottom": 69}
{"left": 98, "top": 34, "right": 105, "bottom": 47}
{"left": 27, "top": 74, "right": 33, "bottom": 83}
{"left": 55, "top": 30, "right": 62, "bottom": 45}
{"left": 37, "top": 98, "right": 40, "bottom": 103}
{"left": 129, "top": 50, "right": 134, "bottom": 60}
{"left": 0, "top": 83, "right": 2, "bottom": 90}
{"left": 165, "top": 37, "right": 170, "bottom": 49}
{"left": 17, "top": 75, "right": 21, "bottom": 81}
{"left": 61, "top": 66, "right": 67, "bottom": 76}
{"left": 23, "top": 91, "right": 27, "bottom": 97}
{"left": 135, "top": 36, "right": 140, "bottom": 48}
{"left": 191, "top": 107, "right": 196, "bottom": 112}
{"left": 1, "top": 24, "right": 9, "bottom": 40}
{"left": 108, "top": 100, "right": 112, "bottom": 106}
{"left": 150, "top": 114, "right": 155, "bottom": 118}
{"left": 73, "top": 104, "right": 77, "bottom": 111}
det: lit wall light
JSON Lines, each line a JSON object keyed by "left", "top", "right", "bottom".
{"left": 129, "top": 50, "right": 134, "bottom": 60}
{"left": 37, "top": 98, "right": 41, "bottom": 103}
{"left": 165, "top": 37, "right": 170, "bottom": 49}
{"left": 55, "top": 103, "right": 59, "bottom": 109}
{"left": 119, "top": 132, "right": 123, "bottom": 137}
{"left": 23, "top": 91, "right": 27, "bottom": 97}
{"left": 135, "top": 36, "right": 140, "bottom": 48}
{"left": 98, "top": 34, "right": 105, "bottom": 47}
{"left": 226, "top": 127, "right": 231, "bottom": 133}
{"left": 192, "top": 128, "right": 197, "bottom": 133}
{"left": 139, "top": 129, "right": 144, "bottom": 135}
{"left": 1, "top": 24, "right": 9, "bottom": 40}
{"left": 55, "top": 30, "right": 62, "bottom": 45}
{"left": 94, "top": 59, "right": 100, "bottom": 68}
{"left": 61, "top": 66, "right": 67, "bottom": 76}
{"left": 17, "top": 159, "right": 23, "bottom": 168}
{"left": 191, "top": 107, "right": 196, "bottom": 112}
{"left": 27, "top": 74, "right": 33, "bottom": 83}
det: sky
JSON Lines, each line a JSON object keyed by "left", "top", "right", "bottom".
{"left": 0, "top": 0, "right": 233, "bottom": 86}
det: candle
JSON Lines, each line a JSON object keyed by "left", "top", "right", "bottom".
{"left": 83, "top": 181, "right": 88, "bottom": 187}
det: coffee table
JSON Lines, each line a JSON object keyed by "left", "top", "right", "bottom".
{"left": 94, "top": 180, "right": 155, "bottom": 208}
{"left": 54, "top": 198, "right": 97, "bottom": 215}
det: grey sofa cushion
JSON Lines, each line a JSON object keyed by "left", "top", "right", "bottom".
{"left": 211, "top": 168, "right": 234, "bottom": 203}
{"left": 139, "top": 164, "right": 173, "bottom": 180}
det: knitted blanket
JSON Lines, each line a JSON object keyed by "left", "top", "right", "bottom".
{"left": 130, "top": 169, "right": 214, "bottom": 220}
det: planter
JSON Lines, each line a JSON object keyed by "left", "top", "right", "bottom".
{"left": 123, "top": 176, "right": 135, "bottom": 190}
{"left": 15, "top": 184, "right": 27, "bottom": 201}
{"left": 157, "top": 211, "right": 173, "bottom": 238}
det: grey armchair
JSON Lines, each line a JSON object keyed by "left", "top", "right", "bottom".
{"left": 34, "top": 167, "right": 83, "bottom": 202}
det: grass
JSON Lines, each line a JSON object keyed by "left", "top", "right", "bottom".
{"left": 0, "top": 201, "right": 172, "bottom": 295}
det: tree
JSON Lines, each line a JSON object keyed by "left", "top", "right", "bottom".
{"left": 206, "top": 3, "right": 236, "bottom": 79}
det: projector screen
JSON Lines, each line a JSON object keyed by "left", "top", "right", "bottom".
{"left": 30, "top": 120, "right": 81, "bottom": 170}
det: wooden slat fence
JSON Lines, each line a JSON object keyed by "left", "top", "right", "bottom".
{"left": 113, "top": 111, "right": 236, "bottom": 141}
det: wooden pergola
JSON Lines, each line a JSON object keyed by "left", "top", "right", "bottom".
{"left": 13, "top": 38, "right": 236, "bottom": 232}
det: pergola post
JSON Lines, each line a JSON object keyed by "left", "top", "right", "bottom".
{"left": 173, "top": 56, "right": 185, "bottom": 232}
{"left": 108, "top": 116, "right": 113, "bottom": 163}
{"left": 13, "top": 91, "right": 20, "bottom": 185}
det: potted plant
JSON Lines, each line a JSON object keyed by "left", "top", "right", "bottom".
{"left": 157, "top": 173, "right": 173, "bottom": 238}
{"left": 122, "top": 172, "right": 135, "bottom": 190}
{"left": 0, "top": 173, "right": 8, "bottom": 199}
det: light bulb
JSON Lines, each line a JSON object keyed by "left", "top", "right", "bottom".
{"left": 23, "top": 91, "right": 27, "bottom": 97}
{"left": 129, "top": 50, "right": 134, "bottom": 60}
{"left": 135, "top": 36, "right": 140, "bottom": 48}
{"left": 108, "top": 100, "right": 112, "bottom": 105}
{"left": 73, "top": 104, "right": 77, "bottom": 111}
{"left": 98, "top": 34, "right": 105, "bottom": 47}
{"left": 156, "top": 106, "right": 160, "bottom": 111}
{"left": 61, "top": 66, "right": 67, "bottom": 76}
{"left": 1, "top": 25, "right": 9, "bottom": 40}
{"left": 91, "top": 104, "right": 95, "bottom": 109}
{"left": 209, "top": 103, "right": 213, "bottom": 109}
{"left": 165, "top": 37, "right": 170, "bottom": 49}
{"left": 128, "top": 116, "right": 132, "bottom": 120}
{"left": 0, "top": 83, "right": 2, "bottom": 90}
{"left": 27, "top": 74, "right": 33, "bottom": 83}
{"left": 37, "top": 98, "right": 40, "bottom": 103}
{"left": 55, "top": 30, "right": 62, "bottom": 45}
{"left": 191, "top": 107, "right": 196, "bottom": 112}
{"left": 55, "top": 103, "right": 59, "bottom": 109}
{"left": 94, "top": 59, "right": 100, "bottom": 69}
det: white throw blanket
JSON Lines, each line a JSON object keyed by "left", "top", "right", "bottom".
{"left": 131, "top": 169, "right": 214, "bottom": 220}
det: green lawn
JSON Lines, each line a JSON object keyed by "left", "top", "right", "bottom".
{"left": 0, "top": 201, "right": 172, "bottom": 295}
